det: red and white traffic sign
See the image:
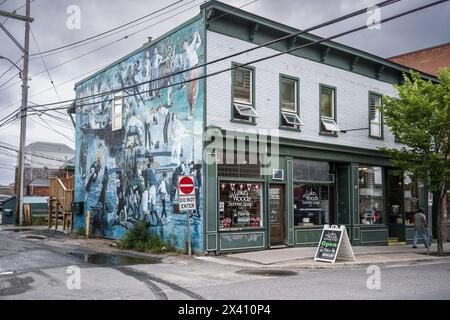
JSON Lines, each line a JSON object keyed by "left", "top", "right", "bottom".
{"left": 179, "top": 176, "right": 195, "bottom": 195}
{"left": 178, "top": 176, "right": 196, "bottom": 212}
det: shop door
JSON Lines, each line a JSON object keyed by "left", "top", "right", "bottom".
{"left": 269, "top": 185, "right": 285, "bottom": 246}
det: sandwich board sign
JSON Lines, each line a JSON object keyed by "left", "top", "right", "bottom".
{"left": 178, "top": 176, "right": 196, "bottom": 212}
{"left": 314, "top": 224, "right": 355, "bottom": 263}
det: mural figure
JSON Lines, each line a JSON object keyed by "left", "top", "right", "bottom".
{"left": 74, "top": 20, "right": 204, "bottom": 251}
{"left": 182, "top": 31, "right": 201, "bottom": 120}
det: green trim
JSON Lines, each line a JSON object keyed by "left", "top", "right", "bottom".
{"left": 279, "top": 74, "right": 301, "bottom": 131}
{"left": 368, "top": 91, "right": 384, "bottom": 139}
{"left": 201, "top": 1, "right": 438, "bottom": 84}
{"left": 230, "top": 61, "right": 256, "bottom": 124}
{"left": 74, "top": 15, "right": 202, "bottom": 88}
{"left": 202, "top": 6, "right": 208, "bottom": 252}
{"left": 319, "top": 84, "right": 338, "bottom": 136}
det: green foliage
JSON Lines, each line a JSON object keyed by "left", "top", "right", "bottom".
{"left": 75, "top": 227, "right": 86, "bottom": 236}
{"left": 380, "top": 68, "right": 450, "bottom": 194}
{"left": 118, "top": 221, "right": 176, "bottom": 254}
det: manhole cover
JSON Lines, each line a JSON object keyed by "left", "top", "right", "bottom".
{"left": 236, "top": 269, "right": 297, "bottom": 277}
{"left": 68, "top": 252, "right": 161, "bottom": 266}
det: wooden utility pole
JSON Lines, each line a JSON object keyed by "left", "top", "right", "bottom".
{"left": 0, "top": 1, "right": 33, "bottom": 225}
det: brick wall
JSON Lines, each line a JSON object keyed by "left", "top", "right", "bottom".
{"left": 206, "top": 31, "right": 401, "bottom": 151}
{"left": 389, "top": 43, "right": 450, "bottom": 76}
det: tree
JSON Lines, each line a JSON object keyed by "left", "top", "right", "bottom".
{"left": 381, "top": 68, "right": 450, "bottom": 255}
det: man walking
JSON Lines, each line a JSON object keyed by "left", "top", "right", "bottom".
{"left": 413, "top": 208, "right": 430, "bottom": 249}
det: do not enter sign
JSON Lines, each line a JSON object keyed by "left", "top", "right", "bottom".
{"left": 179, "top": 176, "right": 195, "bottom": 195}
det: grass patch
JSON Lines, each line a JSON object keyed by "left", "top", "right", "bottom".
{"left": 118, "top": 221, "right": 176, "bottom": 254}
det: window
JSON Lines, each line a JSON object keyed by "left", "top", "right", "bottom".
{"left": 294, "top": 184, "right": 330, "bottom": 227}
{"left": 369, "top": 93, "right": 383, "bottom": 138}
{"left": 359, "top": 166, "right": 384, "bottom": 225}
{"left": 219, "top": 182, "right": 263, "bottom": 229}
{"left": 232, "top": 65, "right": 256, "bottom": 122}
{"left": 293, "top": 159, "right": 331, "bottom": 182}
{"left": 280, "top": 76, "right": 302, "bottom": 129}
{"left": 404, "top": 173, "right": 424, "bottom": 225}
{"left": 112, "top": 91, "right": 123, "bottom": 131}
{"left": 320, "top": 85, "right": 339, "bottom": 134}
{"left": 387, "top": 169, "right": 402, "bottom": 224}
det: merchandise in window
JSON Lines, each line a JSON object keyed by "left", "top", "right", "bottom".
{"left": 294, "top": 184, "right": 330, "bottom": 227}
{"left": 387, "top": 169, "right": 402, "bottom": 224}
{"left": 359, "top": 166, "right": 384, "bottom": 224}
{"left": 404, "top": 174, "right": 423, "bottom": 225}
{"left": 219, "top": 182, "right": 263, "bottom": 229}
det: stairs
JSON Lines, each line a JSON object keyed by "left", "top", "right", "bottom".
{"left": 388, "top": 237, "right": 406, "bottom": 246}
{"left": 48, "top": 176, "right": 74, "bottom": 233}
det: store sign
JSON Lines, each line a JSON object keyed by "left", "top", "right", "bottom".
{"left": 314, "top": 225, "right": 355, "bottom": 263}
{"left": 178, "top": 176, "right": 196, "bottom": 212}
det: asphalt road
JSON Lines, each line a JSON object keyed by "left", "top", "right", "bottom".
{"left": 1, "top": 228, "right": 449, "bottom": 300}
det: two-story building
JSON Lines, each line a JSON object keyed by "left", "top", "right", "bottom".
{"left": 71, "top": 1, "right": 440, "bottom": 253}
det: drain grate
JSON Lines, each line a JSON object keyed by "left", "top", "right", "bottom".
{"left": 236, "top": 269, "right": 297, "bottom": 277}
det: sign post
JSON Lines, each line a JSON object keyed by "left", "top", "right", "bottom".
{"left": 178, "top": 176, "right": 196, "bottom": 256}
{"left": 314, "top": 225, "right": 355, "bottom": 263}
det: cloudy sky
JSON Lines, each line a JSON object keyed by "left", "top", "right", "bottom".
{"left": 0, "top": 0, "right": 449, "bottom": 185}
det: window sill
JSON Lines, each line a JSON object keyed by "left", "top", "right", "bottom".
{"left": 231, "top": 119, "right": 257, "bottom": 126}
{"left": 369, "top": 135, "right": 384, "bottom": 140}
{"left": 219, "top": 227, "right": 265, "bottom": 232}
{"left": 294, "top": 225, "right": 324, "bottom": 229}
{"left": 319, "top": 131, "right": 338, "bottom": 137}
{"left": 279, "top": 125, "right": 301, "bottom": 132}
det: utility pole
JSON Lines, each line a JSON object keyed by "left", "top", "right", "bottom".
{"left": 16, "top": 0, "right": 32, "bottom": 225}
{"left": 0, "top": 1, "right": 33, "bottom": 225}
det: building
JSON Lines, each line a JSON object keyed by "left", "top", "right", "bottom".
{"left": 71, "top": 1, "right": 444, "bottom": 253}
{"left": 389, "top": 42, "right": 450, "bottom": 76}
{"left": 16, "top": 142, "right": 75, "bottom": 197}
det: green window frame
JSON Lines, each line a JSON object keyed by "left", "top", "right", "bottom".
{"left": 279, "top": 74, "right": 302, "bottom": 131}
{"left": 319, "top": 84, "right": 339, "bottom": 136}
{"left": 369, "top": 92, "right": 384, "bottom": 139}
{"left": 231, "top": 62, "right": 257, "bottom": 124}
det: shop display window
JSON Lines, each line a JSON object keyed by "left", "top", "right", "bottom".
{"left": 219, "top": 182, "right": 263, "bottom": 230}
{"left": 404, "top": 174, "right": 423, "bottom": 225}
{"left": 387, "top": 169, "right": 402, "bottom": 224}
{"left": 294, "top": 184, "right": 329, "bottom": 227}
{"left": 359, "top": 166, "right": 384, "bottom": 224}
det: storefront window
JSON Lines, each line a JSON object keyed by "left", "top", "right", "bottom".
{"left": 359, "top": 166, "right": 384, "bottom": 225}
{"left": 219, "top": 182, "right": 263, "bottom": 230}
{"left": 387, "top": 169, "right": 402, "bottom": 224}
{"left": 294, "top": 184, "right": 329, "bottom": 227}
{"left": 404, "top": 174, "right": 423, "bottom": 225}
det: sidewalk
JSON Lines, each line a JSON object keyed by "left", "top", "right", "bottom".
{"left": 196, "top": 243, "right": 450, "bottom": 269}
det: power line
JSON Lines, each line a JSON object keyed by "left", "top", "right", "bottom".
{"left": 0, "top": 142, "right": 69, "bottom": 162}
{"left": 0, "top": 58, "right": 21, "bottom": 81}
{"left": 0, "top": 0, "right": 203, "bottom": 94}
{"left": 26, "top": 0, "right": 407, "bottom": 113}
{"left": 29, "top": 0, "right": 185, "bottom": 57}
{"left": 29, "top": 26, "right": 61, "bottom": 101}
{"left": 28, "top": 116, "right": 74, "bottom": 143}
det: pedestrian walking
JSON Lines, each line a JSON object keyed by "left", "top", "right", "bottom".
{"left": 413, "top": 208, "right": 430, "bottom": 249}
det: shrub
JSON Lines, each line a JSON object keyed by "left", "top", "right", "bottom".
{"left": 118, "top": 221, "right": 175, "bottom": 254}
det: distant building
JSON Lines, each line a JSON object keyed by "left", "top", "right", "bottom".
{"left": 389, "top": 42, "right": 450, "bottom": 76}
{"left": 15, "top": 142, "right": 75, "bottom": 197}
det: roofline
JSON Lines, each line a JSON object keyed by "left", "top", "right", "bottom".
{"left": 388, "top": 41, "right": 450, "bottom": 59}
{"left": 74, "top": 14, "right": 202, "bottom": 88}
{"left": 201, "top": 0, "right": 438, "bottom": 82}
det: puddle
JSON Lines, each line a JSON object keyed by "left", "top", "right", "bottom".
{"left": 2, "top": 228, "right": 34, "bottom": 232}
{"left": 68, "top": 252, "right": 161, "bottom": 266}
{"left": 236, "top": 269, "right": 297, "bottom": 277}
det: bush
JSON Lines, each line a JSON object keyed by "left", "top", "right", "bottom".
{"left": 118, "top": 221, "right": 175, "bottom": 254}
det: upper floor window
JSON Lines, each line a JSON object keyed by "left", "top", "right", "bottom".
{"left": 232, "top": 64, "right": 258, "bottom": 122}
{"left": 112, "top": 91, "right": 123, "bottom": 131}
{"left": 320, "top": 85, "right": 339, "bottom": 134}
{"left": 369, "top": 92, "right": 383, "bottom": 138}
{"left": 280, "top": 75, "right": 302, "bottom": 129}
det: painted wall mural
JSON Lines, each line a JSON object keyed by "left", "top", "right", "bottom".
{"left": 73, "top": 19, "right": 205, "bottom": 251}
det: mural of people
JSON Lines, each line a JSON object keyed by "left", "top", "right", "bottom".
{"left": 74, "top": 19, "right": 205, "bottom": 251}
{"left": 182, "top": 31, "right": 201, "bottom": 120}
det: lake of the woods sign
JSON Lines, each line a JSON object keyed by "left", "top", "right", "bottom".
{"left": 314, "top": 225, "right": 355, "bottom": 263}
